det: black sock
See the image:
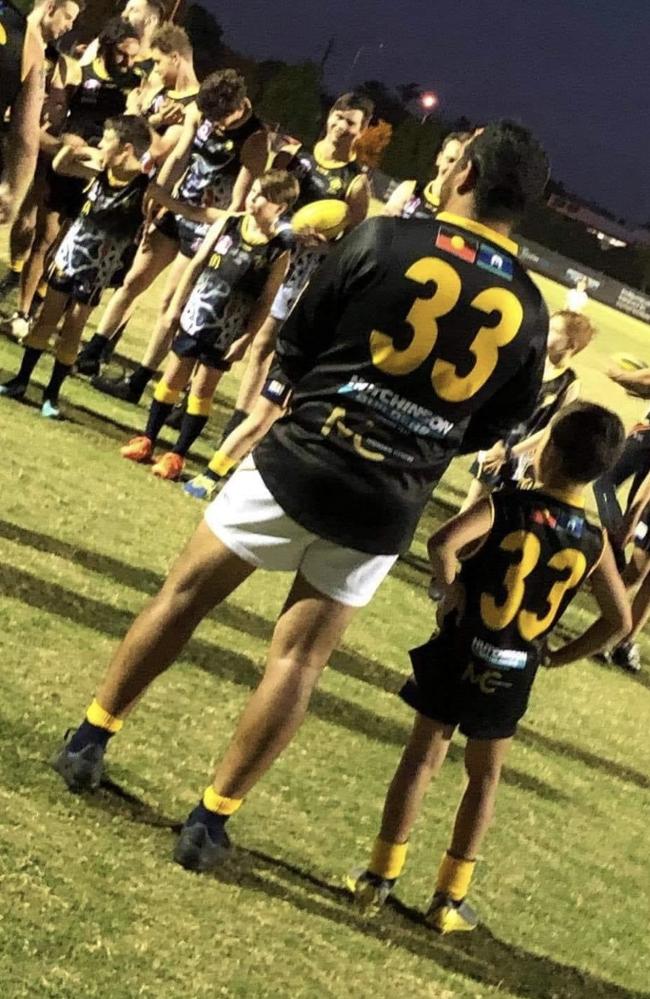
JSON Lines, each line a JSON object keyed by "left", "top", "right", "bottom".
{"left": 173, "top": 413, "right": 208, "bottom": 457}
{"left": 219, "top": 408, "right": 249, "bottom": 445}
{"left": 128, "top": 364, "right": 156, "bottom": 396}
{"left": 44, "top": 360, "right": 72, "bottom": 404}
{"left": 110, "top": 320, "right": 128, "bottom": 355}
{"left": 15, "top": 346, "right": 44, "bottom": 386}
{"left": 204, "top": 468, "right": 220, "bottom": 483}
{"left": 186, "top": 800, "right": 230, "bottom": 835}
{"left": 80, "top": 333, "right": 110, "bottom": 360}
{"left": 68, "top": 720, "right": 114, "bottom": 752}
{"left": 144, "top": 398, "right": 174, "bottom": 445}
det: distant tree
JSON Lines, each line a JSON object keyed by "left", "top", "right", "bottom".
{"left": 358, "top": 79, "right": 407, "bottom": 125}
{"left": 183, "top": 3, "right": 224, "bottom": 78}
{"left": 396, "top": 82, "right": 422, "bottom": 107}
{"left": 355, "top": 120, "right": 392, "bottom": 170}
{"left": 257, "top": 62, "right": 322, "bottom": 144}
{"left": 382, "top": 116, "right": 446, "bottom": 182}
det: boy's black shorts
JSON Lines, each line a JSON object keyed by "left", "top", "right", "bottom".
{"left": 172, "top": 329, "right": 231, "bottom": 370}
{"left": 45, "top": 169, "right": 86, "bottom": 220}
{"left": 399, "top": 631, "right": 538, "bottom": 740}
{"left": 154, "top": 210, "right": 208, "bottom": 258}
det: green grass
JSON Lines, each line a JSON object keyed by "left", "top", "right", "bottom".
{"left": 1, "top": 254, "right": 649, "bottom": 999}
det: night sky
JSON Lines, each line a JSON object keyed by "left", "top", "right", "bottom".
{"left": 208, "top": 0, "right": 650, "bottom": 225}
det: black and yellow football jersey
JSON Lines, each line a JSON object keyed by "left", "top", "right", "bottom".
{"left": 65, "top": 58, "right": 140, "bottom": 143}
{"left": 176, "top": 213, "right": 293, "bottom": 364}
{"left": 142, "top": 85, "right": 198, "bottom": 134}
{"left": 177, "top": 111, "right": 263, "bottom": 210}
{"left": 401, "top": 179, "right": 439, "bottom": 220}
{"left": 255, "top": 213, "right": 549, "bottom": 554}
{"left": 0, "top": 1, "right": 27, "bottom": 124}
{"left": 403, "top": 487, "right": 604, "bottom": 738}
{"left": 594, "top": 415, "right": 650, "bottom": 566}
{"left": 289, "top": 140, "right": 363, "bottom": 209}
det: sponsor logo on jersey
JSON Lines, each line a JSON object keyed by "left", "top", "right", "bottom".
{"left": 215, "top": 234, "right": 233, "bottom": 255}
{"left": 471, "top": 637, "right": 528, "bottom": 670}
{"left": 435, "top": 226, "right": 478, "bottom": 263}
{"left": 196, "top": 120, "right": 213, "bottom": 142}
{"left": 477, "top": 243, "right": 513, "bottom": 281}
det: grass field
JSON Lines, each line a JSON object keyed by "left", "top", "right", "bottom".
{"left": 1, "top": 246, "right": 649, "bottom": 999}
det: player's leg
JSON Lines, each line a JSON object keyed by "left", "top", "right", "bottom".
{"left": 40, "top": 300, "right": 93, "bottom": 418}
{"left": 52, "top": 520, "right": 257, "bottom": 791}
{"left": 0, "top": 287, "right": 68, "bottom": 398}
{"left": 18, "top": 207, "right": 63, "bottom": 320}
{"left": 141, "top": 252, "right": 194, "bottom": 371}
{"left": 609, "top": 544, "right": 650, "bottom": 674}
{"left": 4, "top": 180, "right": 39, "bottom": 292}
{"left": 184, "top": 394, "right": 284, "bottom": 502}
{"left": 220, "top": 315, "right": 281, "bottom": 441}
{"left": 153, "top": 363, "right": 222, "bottom": 481}
{"left": 426, "top": 735, "right": 511, "bottom": 934}
{"left": 89, "top": 228, "right": 178, "bottom": 399}
{"left": 121, "top": 352, "right": 194, "bottom": 465}
{"left": 349, "top": 714, "right": 454, "bottom": 911}
{"left": 174, "top": 573, "right": 357, "bottom": 871}
{"left": 460, "top": 476, "right": 490, "bottom": 514}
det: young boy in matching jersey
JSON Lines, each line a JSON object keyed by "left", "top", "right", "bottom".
{"left": 119, "top": 169, "right": 299, "bottom": 480}
{"left": 0, "top": 115, "right": 152, "bottom": 418}
{"left": 348, "top": 402, "right": 630, "bottom": 933}
{"left": 462, "top": 310, "right": 595, "bottom": 507}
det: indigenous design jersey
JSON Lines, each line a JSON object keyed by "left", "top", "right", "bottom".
{"left": 65, "top": 59, "right": 140, "bottom": 143}
{"left": 448, "top": 487, "right": 603, "bottom": 696}
{"left": 289, "top": 141, "right": 362, "bottom": 209}
{"left": 51, "top": 167, "right": 150, "bottom": 296}
{"left": 507, "top": 366, "right": 576, "bottom": 446}
{"left": 177, "top": 111, "right": 263, "bottom": 210}
{"left": 143, "top": 85, "right": 198, "bottom": 132}
{"left": 180, "top": 214, "right": 293, "bottom": 353}
{"left": 0, "top": 1, "right": 26, "bottom": 123}
{"left": 401, "top": 180, "right": 439, "bottom": 220}
{"left": 255, "top": 213, "right": 549, "bottom": 554}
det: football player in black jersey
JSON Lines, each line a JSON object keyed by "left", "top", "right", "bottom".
{"left": 53, "top": 121, "right": 553, "bottom": 874}
{"left": 6, "top": 17, "right": 141, "bottom": 336}
{"left": 349, "top": 403, "right": 629, "bottom": 931}
{"left": 219, "top": 92, "right": 373, "bottom": 443}
{"left": 118, "top": 169, "right": 298, "bottom": 480}
{"left": 80, "top": 0, "right": 164, "bottom": 73}
{"left": 0, "top": 0, "right": 81, "bottom": 223}
{"left": 0, "top": 115, "right": 152, "bottom": 418}
{"left": 84, "top": 70, "right": 266, "bottom": 404}
{"left": 383, "top": 131, "right": 471, "bottom": 219}
{"left": 462, "top": 309, "right": 595, "bottom": 507}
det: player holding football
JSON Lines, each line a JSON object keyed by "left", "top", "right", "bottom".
{"left": 348, "top": 403, "right": 629, "bottom": 932}
{"left": 53, "top": 122, "right": 551, "bottom": 877}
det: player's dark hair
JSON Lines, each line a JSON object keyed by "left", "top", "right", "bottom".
{"left": 462, "top": 119, "right": 549, "bottom": 224}
{"left": 98, "top": 16, "right": 139, "bottom": 59}
{"left": 549, "top": 402, "right": 625, "bottom": 483}
{"left": 50, "top": 0, "right": 86, "bottom": 10}
{"left": 105, "top": 113, "right": 152, "bottom": 158}
{"left": 197, "top": 69, "right": 247, "bottom": 122}
{"left": 256, "top": 169, "right": 299, "bottom": 210}
{"left": 331, "top": 92, "right": 374, "bottom": 124}
{"left": 150, "top": 22, "right": 191, "bottom": 58}
{"left": 442, "top": 130, "right": 471, "bottom": 149}
{"left": 551, "top": 310, "right": 596, "bottom": 353}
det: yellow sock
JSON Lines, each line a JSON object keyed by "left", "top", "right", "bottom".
{"left": 10, "top": 258, "right": 24, "bottom": 274}
{"left": 37, "top": 280, "right": 48, "bottom": 298}
{"left": 154, "top": 381, "right": 182, "bottom": 405}
{"left": 187, "top": 393, "right": 213, "bottom": 417}
{"left": 208, "top": 450, "right": 237, "bottom": 478}
{"left": 86, "top": 698, "right": 123, "bottom": 734}
{"left": 436, "top": 851, "right": 476, "bottom": 901}
{"left": 202, "top": 786, "right": 243, "bottom": 816}
{"left": 368, "top": 837, "right": 408, "bottom": 880}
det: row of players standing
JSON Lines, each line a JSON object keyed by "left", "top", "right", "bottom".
{"left": 2, "top": 3, "right": 649, "bottom": 673}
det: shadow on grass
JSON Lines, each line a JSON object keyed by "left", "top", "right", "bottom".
{"left": 38, "top": 769, "right": 650, "bottom": 999}
{"left": 2, "top": 555, "right": 567, "bottom": 803}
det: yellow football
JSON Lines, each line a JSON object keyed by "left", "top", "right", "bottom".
{"left": 291, "top": 199, "right": 350, "bottom": 240}
{"left": 611, "top": 352, "right": 648, "bottom": 372}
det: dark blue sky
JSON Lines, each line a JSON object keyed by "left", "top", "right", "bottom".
{"left": 208, "top": 0, "right": 650, "bottom": 225}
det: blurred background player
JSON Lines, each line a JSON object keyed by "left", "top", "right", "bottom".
{"left": 51, "top": 122, "right": 553, "bottom": 880}
{"left": 461, "top": 310, "right": 595, "bottom": 509}
{"left": 4, "top": 16, "right": 141, "bottom": 340}
{"left": 349, "top": 403, "right": 628, "bottom": 931}
{"left": 383, "top": 131, "right": 471, "bottom": 219}
{"left": 0, "top": 115, "right": 152, "bottom": 418}
{"left": 80, "top": 0, "right": 164, "bottom": 72}
{"left": 0, "top": 0, "right": 81, "bottom": 224}
{"left": 0, "top": 0, "right": 82, "bottom": 287}
{"left": 81, "top": 70, "right": 266, "bottom": 404}
{"left": 119, "top": 169, "right": 298, "bottom": 480}
{"left": 217, "top": 91, "right": 373, "bottom": 444}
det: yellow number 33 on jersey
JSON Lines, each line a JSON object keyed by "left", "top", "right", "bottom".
{"left": 369, "top": 257, "right": 524, "bottom": 402}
